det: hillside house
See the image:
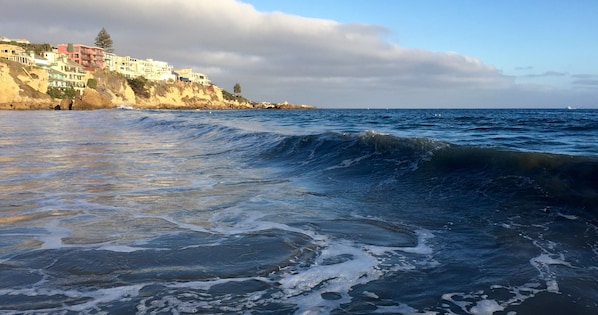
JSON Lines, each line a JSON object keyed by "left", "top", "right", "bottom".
{"left": 105, "top": 53, "right": 176, "bottom": 81}
{"left": 57, "top": 43, "right": 105, "bottom": 70}
{"left": 28, "top": 50, "right": 87, "bottom": 92}
{"left": 0, "top": 44, "right": 34, "bottom": 66}
{"left": 173, "top": 68, "right": 210, "bottom": 85}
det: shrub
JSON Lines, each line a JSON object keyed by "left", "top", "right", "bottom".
{"left": 46, "top": 86, "right": 78, "bottom": 99}
{"left": 87, "top": 78, "right": 98, "bottom": 89}
{"left": 47, "top": 87, "right": 63, "bottom": 99}
{"left": 222, "top": 89, "right": 250, "bottom": 103}
{"left": 63, "top": 86, "right": 77, "bottom": 99}
{"left": 127, "top": 76, "right": 150, "bottom": 98}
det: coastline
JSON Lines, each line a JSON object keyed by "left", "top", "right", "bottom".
{"left": 0, "top": 59, "right": 315, "bottom": 111}
{"left": 0, "top": 102, "right": 317, "bottom": 111}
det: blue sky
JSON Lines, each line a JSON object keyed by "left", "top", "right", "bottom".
{"left": 2, "top": 0, "right": 597, "bottom": 108}
{"left": 248, "top": 0, "right": 598, "bottom": 89}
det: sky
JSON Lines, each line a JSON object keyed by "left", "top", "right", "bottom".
{"left": 2, "top": 0, "right": 597, "bottom": 108}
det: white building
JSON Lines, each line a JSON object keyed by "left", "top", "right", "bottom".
{"left": 104, "top": 53, "right": 176, "bottom": 81}
{"left": 141, "top": 59, "right": 175, "bottom": 81}
{"left": 173, "top": 68, "right": 210, "bottom": 85}
{"left": 37, "top": 51, "right": 87, "bottom": 91}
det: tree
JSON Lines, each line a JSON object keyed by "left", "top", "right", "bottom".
{"left": 233, "top": 83, "right": 242, "bottom": 96}
{"left": 127, "top": 76, "right": 150, "bottom": 98}
{"left": 95, "top": 27, "right": 114, "bottom": 53}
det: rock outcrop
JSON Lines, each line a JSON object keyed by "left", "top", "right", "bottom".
{"left": 135, "top": 81, "right": 230, "bottom": 109}
{"left": 0, "top": 59, "right": 315, "bottom": 110}
{"left": 74, "top": 88, "right": 114, "bottom": 110}
{"left": 0, "top": 60, "right": 54, "bottom": 110}
{"left": 89, "top": 69, "right": 136, "bottom": 106}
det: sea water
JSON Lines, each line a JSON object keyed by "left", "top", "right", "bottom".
{"left": 0, "top": 108, "right": 596, "bottom": 314}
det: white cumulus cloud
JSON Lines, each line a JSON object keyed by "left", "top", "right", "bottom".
{"left": 3, "top": 0, "right": 593, "bottom": 107}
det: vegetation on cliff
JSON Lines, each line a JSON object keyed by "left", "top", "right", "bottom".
{"left": 2, "top": 30, "right": 314, "bottom": 110}
{"left": 127, "top": 76, "right": 151, "bottom": 99}
{"left": 222, "top": 89, "right": 250, "bottom": 103}
{"left": 1, "top": 58, "right": 314, "bottom": 110}
{"left": 47, "top": 86, "right": 78, "bottom": 100}
{"left": 3, "top": 41, "right": 53, "bottom": 56}
{"left": 94, "top": 28, "right": 114, "bottom": 53}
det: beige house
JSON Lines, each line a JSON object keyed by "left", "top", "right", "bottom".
{"left": 2, "top": 39, "right": 211, "bottom": 92}
{"left": 37, "top": 51, "right": 87, "bottom": 92}
{"left": 173, "top": 68, "right": 210, "bottom": 85}
{"left": 0, "top": 43, "right": 34, "bottom": 66}
{"left": 104, "top": 53, "right": 139, "bottom": 78}
{"left": 1, "top": 44, "right": 86, "bottom": 92}
{"left": 105, "top": 53, "right": 176, "bottom": 81}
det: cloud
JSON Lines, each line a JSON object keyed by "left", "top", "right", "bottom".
{"left": 572, "top": 74, "right": 597, "bottom": 80}
{"left": 515, "top": 66, "right": 534, "bottom": 71}
{"left": 522, "top": 71, "right": 568, "bottom": 78}
{"left": 573, "top": 79, "right": 598, "bottom": 88}
{"left": 1, "top": 0, "right": 595, "bottom": 107}
{"left": 571, "top": 74, "right": 598, "bottom": 88}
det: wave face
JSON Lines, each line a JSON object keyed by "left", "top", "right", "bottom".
{"left": 256, "top": 130, "right": 598, "bottom": 212}
{"left": 0, "top": 108, "right": 597, "bottom": 314}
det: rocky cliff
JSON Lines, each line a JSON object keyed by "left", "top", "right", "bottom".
{"left": 0, "top": 59, "right": 315, "bottom": 110}
{"left": 0, "top": 60, "right": 54, "bottom": 109}
{"left": 133, "top": 79, "right": 230, "bottom": 110}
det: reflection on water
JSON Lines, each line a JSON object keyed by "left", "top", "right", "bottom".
{"left": 0, "top": 110, "right": 596, "bottom": 314}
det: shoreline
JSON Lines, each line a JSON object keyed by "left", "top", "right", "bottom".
{"left": 0, "top": 59, "right": 315, "bottom": 111}
{"left": 0, "top": 101, "right": 317, "bottom": 111}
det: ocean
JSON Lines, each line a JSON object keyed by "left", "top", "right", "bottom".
{"left": 0, "top": 108, "right": 596, "bottom": 314}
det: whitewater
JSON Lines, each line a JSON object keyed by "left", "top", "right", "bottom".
{"left": 0, "top": 108, "right": 596, "bottom": 314}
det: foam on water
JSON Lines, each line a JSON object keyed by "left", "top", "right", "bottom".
{"left": 39, "top": 219, "right": 72, "bottom": 250}
{"left": 530, "top": 253, "right": 572, "bottom": 293}
{"left": 1, "top": 190, "right": 588, "bottom": 314}
{"left": 394, "top": 229, "right": 435, "bottom": 255}
{"left": 97, "top": 244, "right": 147, "bottom": 253}
{"left": 1, "top": 109, "right": 596, "bottom": 314}
{"left": 0, "top": 212, "right": 434, "bottom": 314}
{"left": 0, "top": 283, "right": 146, "bottom": 314}
{"left": 279, "top": 242, "right": 382, "bottom": 314}
{"left": 469, "top": 299, "right": 504, "bottom": 315}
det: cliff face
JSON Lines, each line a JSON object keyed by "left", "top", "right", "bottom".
{"left": 134, "top": 81, "right": 232, "bottom": 109}
{"left": 1, "top": 59, "right": 314, "bottom": 110}
{"left": 70, "top": 69, "right": 231, "bottom": 110}
{"left": 0, "top": 60, "right": 53, "bottom": 109}
{"left": 90, "top": 69, "right": 137, "bottom": 106}
{"left": 0, "top": 61, "right": 232, "bottom": 110}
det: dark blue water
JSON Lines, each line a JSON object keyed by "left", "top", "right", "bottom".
{"left": 0, "top": 108, "right": 597, "bottom": 314}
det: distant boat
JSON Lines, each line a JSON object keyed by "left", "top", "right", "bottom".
{"left": 566, "top": 106, "right": 575, "bottom": 110}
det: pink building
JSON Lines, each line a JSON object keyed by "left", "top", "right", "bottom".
{"left": 57, "top": 43, "right": 105, "bottom": 70}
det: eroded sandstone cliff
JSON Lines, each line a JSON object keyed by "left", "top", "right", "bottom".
{"left": 133, "top": 80, "right": 230, "bottom": 110}
{"left": 0, "top": 60, "right": 54, "bottom": 109}
{"left": 0, "top": 59, "right": 314, "bottom": 110}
